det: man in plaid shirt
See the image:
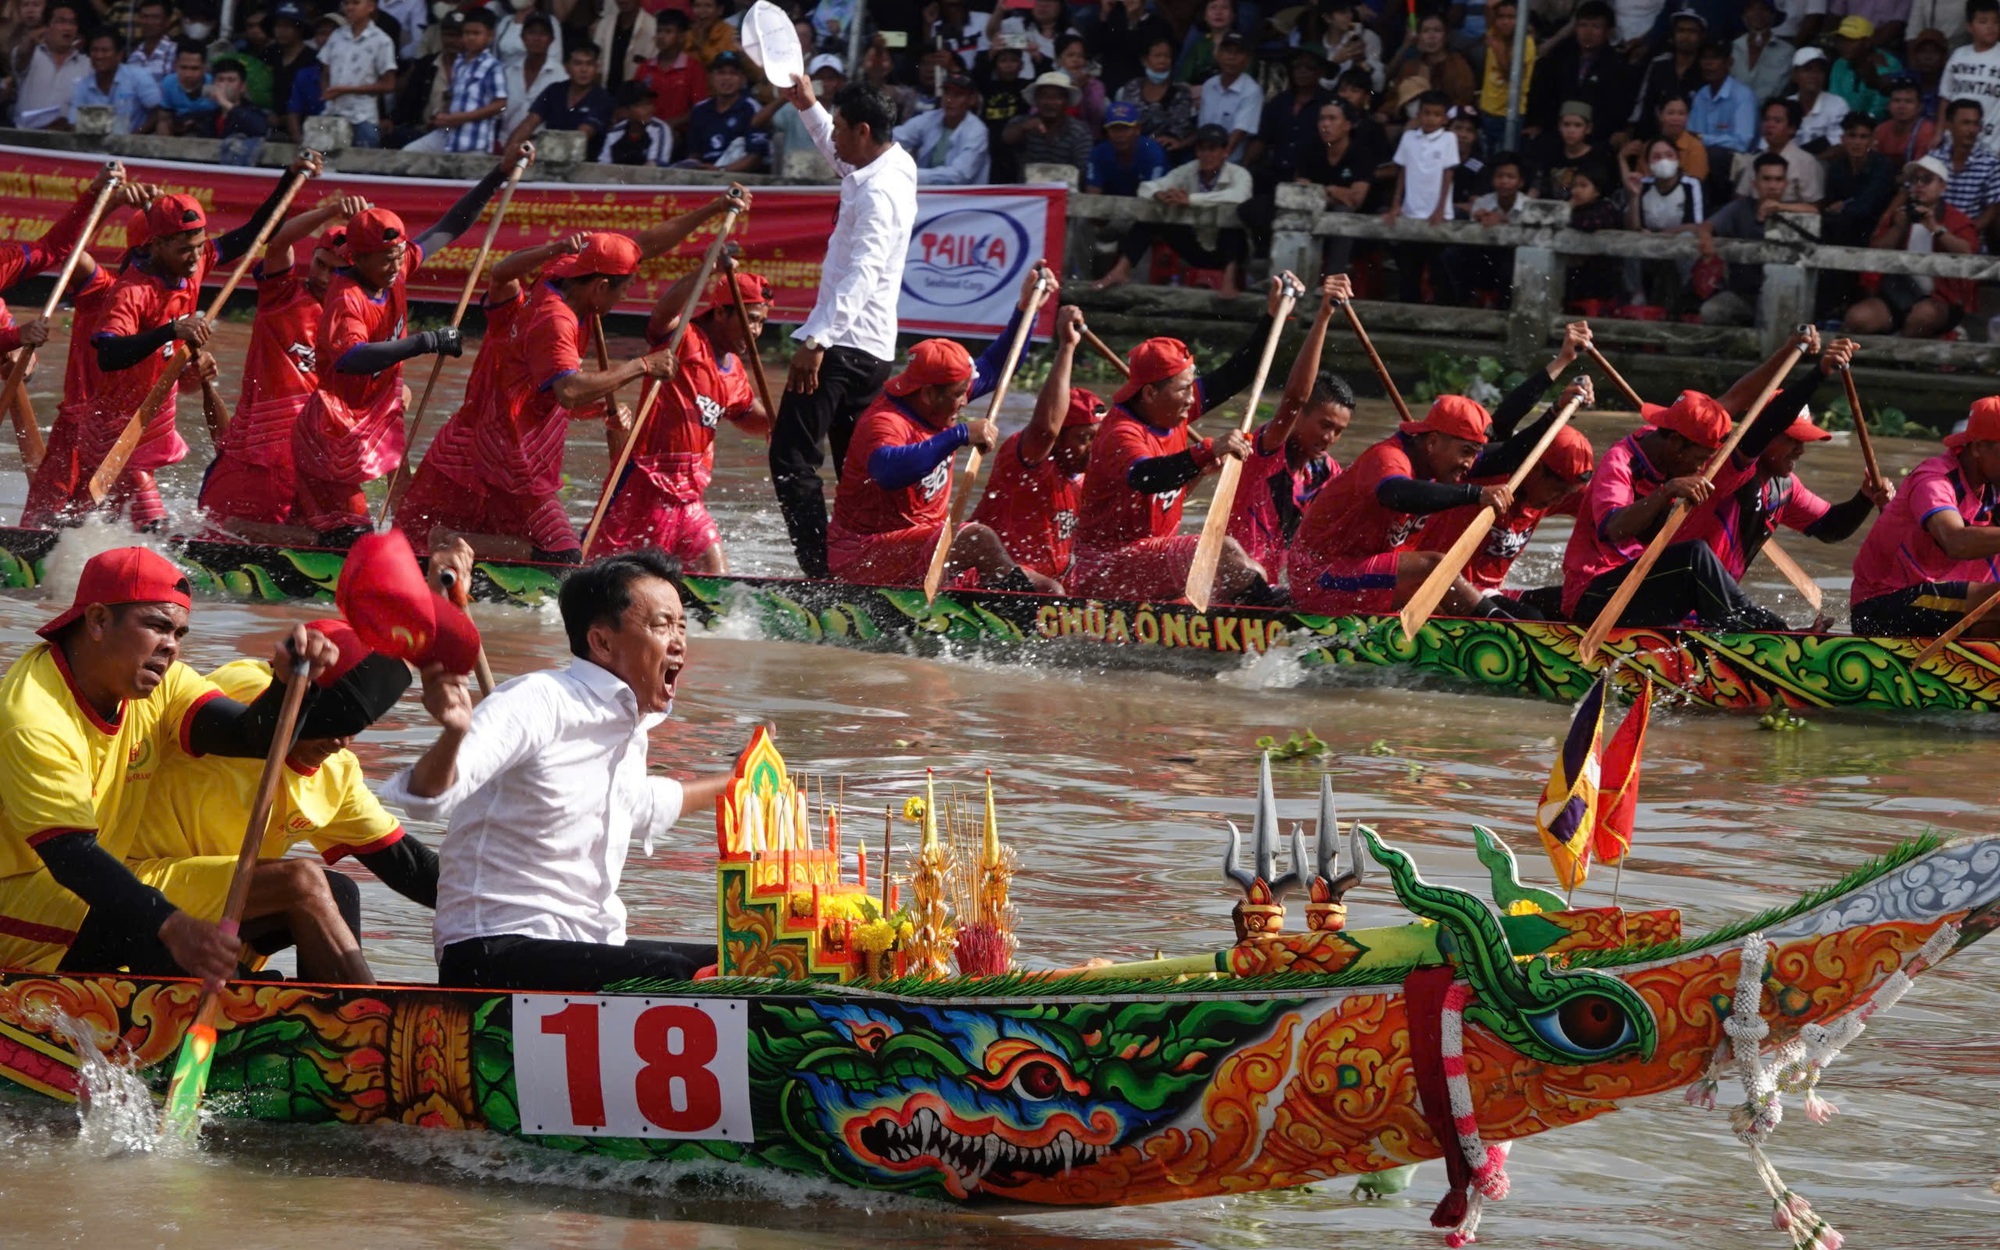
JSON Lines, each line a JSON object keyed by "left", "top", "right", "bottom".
{"left": 407, "top": 8, "right": 507, "bottom": 153}
{"left": 1930, "top": 98, "right": 2000, "bottom": 238}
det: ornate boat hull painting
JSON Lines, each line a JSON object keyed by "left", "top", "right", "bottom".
{"left": 0, "top": 526, "right": 1990, "bottom": 715}
{"left": 2, "top": 831, "right": 1996, "bottom": 1209}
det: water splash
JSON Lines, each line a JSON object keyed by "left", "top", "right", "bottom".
{"left": 41, "top": 1009, "right": 177, "bottom": 1159}
{"left": 40, "top": 515, "right": 173, "bottom": 603}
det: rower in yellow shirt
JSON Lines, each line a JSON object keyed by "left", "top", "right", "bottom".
{"left": 0, "top": 547, "right": 343, "bottom": 989}
{"left": 124, "top": 619, "right": 436, "bottom": 981}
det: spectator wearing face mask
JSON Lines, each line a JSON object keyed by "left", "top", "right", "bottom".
{"left": 1113, "top": 34, "right": 1196, "bottom": 164}
{"left": 1623, "top": 135, "right": 1704, "bottom": 312}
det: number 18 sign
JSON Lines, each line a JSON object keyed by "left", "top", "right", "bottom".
{"left": 513, "top": 995, "right": 752, "bottom": 1141}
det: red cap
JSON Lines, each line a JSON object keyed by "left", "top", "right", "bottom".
{"left": 346, "top": 207, "right": 408, "bottom": 256}
{"left": 884, "top": 338, "right": 974, "bottom": 397}
{"left": 38, "top": 547, "right": 191, "bottom": 639}
{"left": 1065, "top": 386, "right": 1108, "bottom": 428}
{"left": 125, "top": 207, "right": 153, "bottom": 252}
{"left": 144, "top": 193, "right": 205, "bottom": 241}
{"left": 1782, "top": 407, "right": 1834, "bottom": 444}
{"left": 1544, "top": 424, "right": 1596, "bottom": 481}
{"left": 545, "top": 231, "right": 642, "bottom": 280}
{"left": 315, "top": 224, "right": 349, "bottom": 261}
{"left": 335, "top": 532, "right": 483, "bottom": 676}
{"left": 703, "top": 270, "right": 772, "bottom": 318}
{"left": 1399, "top": 394, "right": 1492, "bottom": 443}
{"left": 1113, "top": 338, "right": 1195, "bottom": 405}
{"left": 1946, "top": 396, "right": 2000, "bottom": 450}
{"left": 1649, "top": 390, "right": 1731, "bottom": 449}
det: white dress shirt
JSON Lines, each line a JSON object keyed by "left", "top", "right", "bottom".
{"left": 379, "top": 659, "right": 685, "bottom": 956}
{"left": 16, "top": 44, "right": 90, "bottom": 129}
{"left": 892, "top": 109, "right": 992, "bottom": 185}
{"left": 1196, "top": 71, "right": 1264, "bottom": 162}
{"left": 795, "top": 100, "right": 919, "bottom": 362}
{"left": 503, "top": 55, "right": 566, "bottom": 143}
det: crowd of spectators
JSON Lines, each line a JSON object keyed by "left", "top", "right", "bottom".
{"left": 0, "top": 0, "right": 1993, "bottom": 330}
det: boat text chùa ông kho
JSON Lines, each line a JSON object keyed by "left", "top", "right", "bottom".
{"left": 2, "top": 733, "right": 1994, "bottom": 1244}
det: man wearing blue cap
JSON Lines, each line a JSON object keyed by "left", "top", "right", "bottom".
{"left": 891, "top": 71, "right": 990, "bottom": 184}
{"left": 1086, "top": 100, "right": 1168, "bottom": 195}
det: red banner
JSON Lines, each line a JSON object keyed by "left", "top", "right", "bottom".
{"left": 0, "top": 144, "right": 1066, "bottom": 336}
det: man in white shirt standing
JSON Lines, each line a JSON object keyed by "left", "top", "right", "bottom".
{"left": 386, "top": 551, "right": 740, "bottom": 991}
{"left": 320, "top": 0, "right": 400, "bottom": 148}
{"left": 892, "top": 71, "right": 991, "bottom": 185}
{"left": 1197, "top": 33, "right": 1263, "bottom": 163}
{"left": 769, "top": 74, "right": 919, "bottom": 579}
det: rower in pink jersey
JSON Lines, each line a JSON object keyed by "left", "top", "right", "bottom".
{"left": 1849, "top": 397, "right": 2000, "bottom": 637}
{"left": 199, "top": 196, "right": 373, "bottom": 536}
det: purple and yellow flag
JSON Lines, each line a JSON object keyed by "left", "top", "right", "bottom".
{"left": 1537, "top": 674, "right": 1607, "bottom": 891}
{"left": 1592, "top": 679, "right": 1654, "bottom": 868}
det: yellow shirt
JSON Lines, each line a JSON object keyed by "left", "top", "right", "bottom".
{"left": 0, "top": 643, "right": 222, "bottom": 878}
{"left": 1478, "top": 34, "right": 1535, "bottom": 120}
{"left": 126, "top": 659, "right": 403, "bottom": 864}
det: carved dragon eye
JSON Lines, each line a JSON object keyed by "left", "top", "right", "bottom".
{"left": 1526, "top": 993, "right": 1638, "bottom": 1060}
{"left": 1010, "top": 1059, "right": 1064, "bottom": 1102}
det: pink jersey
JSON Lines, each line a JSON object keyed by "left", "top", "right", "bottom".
{"left": 1851, "top": 452, "right": 2000, "bottom": 604}
{"left": 1560, "top": 432, "right": 1667, "bottom": 617}
{"left": 1226, "top": 420, "right": 1338, "bottom": 574}
{"left": 1685, "top": 459, "right": 1831, "bottom": 581}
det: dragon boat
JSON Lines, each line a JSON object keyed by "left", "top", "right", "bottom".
{"left": 0, "top": 733, "right": 1994, "bottom": 1234}
{"left": 0, "top": 525, "right": 1991, "bottom": 716}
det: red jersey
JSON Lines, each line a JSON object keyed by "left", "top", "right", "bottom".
{"left": 0, "top": 193, "right": 92, "bottom": 294}
{"left": 415, "top": 290, "right": 527, "bottom": 491}
{"left": 832, "top": 396, "right": 962, "bottom": 537}
{"left": 482, "top": 282, "right": 586, "bottom": 498}
{"left": 83, "top": 243, "right": 220, "bottom": 472}
{"left": 218, "top": 263, "right": 323, "bottom": 468}
{"left": 1292, "top": 434, "right": 1427, "bottom": 571}
{"left": 629, "top": 320, "right": 755, "bottom": 504}
{"left": 57, "top": 266, "right": 118, "bottom": 426}
{"left": 971, "top": 431, "right": 1082, "bottom": 578}
{"left": 1075, "top": 408, "right": 1207, "bottom": 553}
{"left": 1419, "top": 478, "right": 1576, "bottom": 591}
{"left": 316, "top": 246, "right": 422, "bottom": 411}
{"left": 634, "top": 53, "right": 706, "bottom": 121}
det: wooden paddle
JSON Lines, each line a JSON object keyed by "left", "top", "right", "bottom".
{"left": 579, "top": 198, "right": 744, "bottom": 558}
{"left": 1837, "top": 364, "right": 1883, "bottom": 491}
{"left": 1588, "top": 341, "right": 1823, "bottom": 611}
{"left": 437, "top": 567, "right": 496, "bottom": 697}
{"left": 1336, "top": 296, "right": 1413, "bottom": 425}
{"left": 88, "top": 161, "right": 316, "bottom": 503}
{"left": 377, "top": 153, "right": 531, "bottom": 525}
{"left": 161, "top": 652, "right": 314, "bottom": 1140}
{"left": 1576, "top": 341, "right": 1810, "bottom": 662}
{"left": 0, "top": 171, "right": 122, "bottom": 476}
{"left": 1079, "top": 323, "right": 1127, "bottom": 377}
{"left": 1911, "top": 585, "right": 2000, "bottom": 664}
{"left": 1184, "top": 277, "right": 1302, "bottom": 612}
{"left": 1398, "top": 387, "right": 1588, "bottom": 639}
{"left": 920, "top": 275, "right": 1052, "bottom": 602}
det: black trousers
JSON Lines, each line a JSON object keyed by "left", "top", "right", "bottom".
{"left": 57, "top": 868, "right": 361, "bottom": 977}
{"left": 769, "top": 345, "right": 893, "bottom": 578}
{"left": 1119, "top": 222, "right": 1249, "bottom": 269}
{"left": 437, "top": 934, "right": 715, "bottom": 992}
{"left": 1571, "top": 541, "right": 1789, "bottom": 632}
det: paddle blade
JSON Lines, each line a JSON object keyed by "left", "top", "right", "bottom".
{"left": 160, "top": 1017, "right": 219, "bottom": 1140}
{"left": 1576, "top": 502, "right": 1690, "bottom": 662}
{"left": 1399, "top": 508, "right": 1496, "bottom": 639}
{"left": 1760, "top": 537, "right": 1823, "bottom": 612}
{"left": 1185, "top": 457, "right": 1246, "bottom": 612}
{"left": 920, "top": 518, "right": 954, "bottom": 603}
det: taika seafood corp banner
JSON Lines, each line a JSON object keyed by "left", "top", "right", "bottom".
{"left": 0, "top": 144, "right": 1065, "bottom": 337}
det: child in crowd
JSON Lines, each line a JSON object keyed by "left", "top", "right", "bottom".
{"left": 599, "top": 80, "right": 673, "bottom": 165}
{"left": 1385, "top": 89, "right": 1455, "bottom": 302}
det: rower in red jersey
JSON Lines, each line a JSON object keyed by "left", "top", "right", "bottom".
{"left": 971, "top": 306, "right": 1104, "bottom": 586}
{"left": 1221, "top": 275, "right": 1355, "bottom": 581}
{"left": 591, "top": 263, "right": 776, "bottom": 569}
{"left": 828, "top": 339, "right": 1062, "bottom": 593}
{"left": 0, "top": 162, "right": 142, "bottom": 359}
{"left": 290, "top": 144, "right": 529, "bottom": 541}
{"left": 1069, "top": 275, "right": 1301, "bottom": 606}
{"left": 198, "top": 194, "right": 372, "bottom": 537}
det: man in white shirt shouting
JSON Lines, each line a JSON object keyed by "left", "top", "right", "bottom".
{"left": 383, "top": 552, "right": 740, "bottom": 991}
{"left": 771, "top": 73, "right": 919, "bottom": 579}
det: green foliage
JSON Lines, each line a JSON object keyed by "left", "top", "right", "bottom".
{"left": 1410, "top": 351, "right": 1526, "bottom": 408}
{"left": 1757, "top": 706, "right": 1816, "bottom": 732}
{"left": 1820, "top": 396, "right": 1911, "bottom": 438}
{"left": 1256, "top": 728, "right": 1328, "bottom": 758}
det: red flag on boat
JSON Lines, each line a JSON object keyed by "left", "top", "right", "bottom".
{"left": 1591, "top": 679, "right": 1653, "bottom": 866}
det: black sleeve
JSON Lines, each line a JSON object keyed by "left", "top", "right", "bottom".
{"left": 1736, "top": 370, "right": 1825, "bottom": 463}
{"left": 1802, "top": 491, "right": 1875, "bottom": 543}
{"left": 1488, "top": 369, "right": 1554, "bottom": 441}
{"left": 356, "top": 837, "right": 439, "bottom": 909}
{"left": 1195, "top": 314, "right": 1276, "bottom": 415}
{"left": 1376, "top": 475, "right": 1483, "bottom": 514}
{"left": 1472, "top": 403, "right": 1563, "bottom": 480}
{"left": 337, "top": 333, "right": 439, "bottom": 373}
{"left": 185, "top": 674, "right": 317, "bottom": 759}
{"left": 214, "top": 169, "right": 305, "bottom": 265}
{"left": 35, "top": 830, "right": 178, "bottom": 934}
{"left": 1128, "top": 449, "right": 1207, "bottom": 493}
{"left": 94, "top": 324, "right": 178, "bottom": 372}
{"left": 412, "top": 162, "right": 512, "bottom": 259}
